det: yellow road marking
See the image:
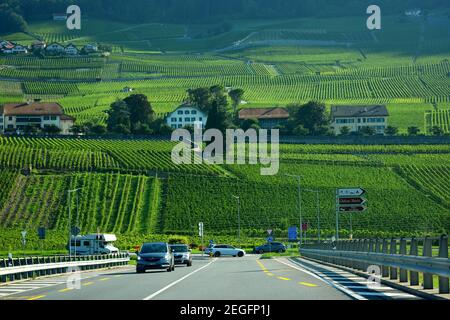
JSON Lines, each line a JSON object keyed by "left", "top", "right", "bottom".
{"left": 277, "top": 277, "right": 291, "bottom": 281}
{"left": 99, "top": 278, "right": 110, "bottom": 281}
{"left": 299, "top": 282, "right": 318, "bottom": 287}
{"left": 58, "top": 288, "right": 74, "bottom": 293}
{"left": 83, "top": 282, "right": 94, "bottom": 286}
{"left": 266, "top": 273, "right": 274, "bottom": 276}
{"left": 27, "top": 295, "right": 45, "bottom": 300}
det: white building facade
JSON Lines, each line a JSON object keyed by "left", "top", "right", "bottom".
{"left": 166, "top": 105, "right": 207, "bottom": 129}
{"left": 331, "top": 105, "right": 389, "bottom": 135}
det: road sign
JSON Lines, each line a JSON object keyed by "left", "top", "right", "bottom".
{"left": 301, "top": 223, "right": 309, "bottom": 231}
{"left": 339, "top": 197, "right": 367, "bottom": 205}
{"left": 21, "top": 230, "right": 27, "bottom": 239}
{"left": 38, "top": 227, "right": 46, "bottom": 240}
{"left": 267, "top": 229, "right": 272, "bottom": 236}
{"left": 198, "top": 222, "right": 204, "bottom": 237}
{"left": 339, "top": 205, "right": 367, "bottom": 212}
{"left": 338, "top": 188, "right": 366, "bottom": 197}
{"left": 267, "top": 236, "right": 273, "bottom": 243}
{"left": 288, "top": 226, "right": 297, "bottom": 241}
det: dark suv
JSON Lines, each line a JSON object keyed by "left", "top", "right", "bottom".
{"left": 136, "top": 242, "right": 175, "bottom": 273}
{"left": 254, "top": 242, "right": 286, "bottom": 254}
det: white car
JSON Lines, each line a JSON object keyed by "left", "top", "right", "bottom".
{"left": 206, "top": 244, "right": 246, "bottom": 257}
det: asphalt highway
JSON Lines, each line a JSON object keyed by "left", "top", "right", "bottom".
{"left": 0, "top": 255, "right": 419, "bottom": 300}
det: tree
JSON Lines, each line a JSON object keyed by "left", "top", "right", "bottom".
{"left": 241, "top": 118, "right": 259, "bottom": 131}
{"left": 90, "top": 124, "right": 107, "bottom": 135}
{"left": 186, "top": 87, "right": 211, "bottom": 111}
{"left": 385, "top": 126, "right": 398, "bottom": 136}
{"left": 205, "top": 99, "right": 230, "bottom": 133}
{"left": 360, "top": 126, "right": 376, "bottom": 136}
{"left": 407, "top": 126, "right": 420, "bottom": 136}
{"left": 42, "top": 125, "right": 61, "bottom": 135}
{"left": 293, "top": 124, "right": 308, "bottom": 136}
{"left": 70, "top": 124, "right": 85, "bottom": 135}
{"left": 123, "top": 94, "right": 155, "bottom": 128}
{"left": 430, "top": 126, "right": 444, "bottom": 136}
{"left": 228, "top": 88, "right": 244, "bottom": 115}
{"left": 339, "top": 126, "right": 350, "bottom": 135}
{"left": 288, "top": 101, "right": 329, "bottom": 135}
{"left": 106, "top": 100, "right": 131, "bottom": 133}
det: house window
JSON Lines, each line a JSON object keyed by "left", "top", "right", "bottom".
{"left": 199, "top": 117, "right": 203, "bottom": 121}
{"left": 51, "top": 116, "right": 57, "bottom": 121}
{"left": 178, "top": 110, "right": 183, "bottom": 115}
{"left": 192, "top": 110, "right": 197, "bottom": 115}
{"left": 184, "top": 110, "right": 190, "bottom": 115}
{"left": 171, "top": 118, "right": 177, "bottom": 122}
{"left": 179, "top": 117, "right": 182, "bottom": 122}
{"left": 44, "top": 116, "right": 50, "bottom": 121}
{"left": 7, "top": 125, "right": 13, "bottom": 129}
{"left": 358, "top": 118, "right": 361, "bottom": 123}
{"left": 185, "top": 117, "right": 190, "bottom": 122}
{"left": 171, "top": 125, "right": 177, "bottom": 128}
{"left": 8, "top": 117, "right": 12, "bottom": 121}
{"left": 178, "top": 124, "right": 182, "bottom": 128}
{"left": 191, "top": 117, "right": 196, "bottom": 122}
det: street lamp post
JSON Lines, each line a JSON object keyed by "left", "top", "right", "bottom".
{"left": 232, "top": 195, "right": 240, "bottom": 247}
{"left": 285, "top": 174, "right": 302, "bottom": 245}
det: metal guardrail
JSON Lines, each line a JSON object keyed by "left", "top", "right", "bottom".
{"left": 300, "top": 235, "right": 450, "bottom": 294}
{"left": 0, "top": 253, "right": 129, "bottom": 283}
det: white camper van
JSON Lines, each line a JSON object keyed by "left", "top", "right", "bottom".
{"left": 68, "top": 234, "right": 120, "bottom": 255}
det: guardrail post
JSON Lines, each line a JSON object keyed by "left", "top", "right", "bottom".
{"left": 438, "top": 235, "right": 449, "bottom": 294}
{"left": 409, "top": 237, "right": 419, "bottom": 286}
{"left": 399, "top": 238, "right": 408, "bottom": 283}
{"left": 381, "top": 239, "right": 389, "bottom": 277}
{"left": 389, "top": 238, "right": 398, "bottom": 280}
{"left": 423, "top": 236, "right": 433, "bottom": 290}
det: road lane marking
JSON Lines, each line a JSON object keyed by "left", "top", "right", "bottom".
{"left": 58, "top": 288, "right": 74, "bottom": 293}
{"left": 27, "top": 295, "right": 45, "bottom": 300}
{"left": 143, "top": 259, "right": 216, "bottom": 300}
{"left": 83, "top": 282, "right": 94, "bottom": 286}
{"left": 299, "top": 282, "right": 318, "bottom": 287}
{"left": 266, "top": 273, "right": 274, "bottom": 276}
{"left": 276, "top": 258, "right": 367, "bottom": 300}
{"left": 277, "top": 277, "right": 291, "bottom": 281}
{"left": 99, "top": 278, "right": 110, "bottom": 281}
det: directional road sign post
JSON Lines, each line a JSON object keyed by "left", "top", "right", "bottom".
{"left": 336, "top": 188, "right": 367, "bottom": 240}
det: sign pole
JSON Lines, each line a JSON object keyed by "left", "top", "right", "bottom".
{"left": 335, "top": 189, "right": 339, "bottom": 241}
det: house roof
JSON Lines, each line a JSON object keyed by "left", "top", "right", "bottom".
{"left": 238, "top": 107, "right": 290, "bottom": 120}
{"left": 3, "top": 102, "right": 64, "bottom": 116}
{"left": 170, "top": 103, "right": 205, "bottom": 115}
{"left": 60, "top": 114, "right": 75, "bottom": 121}
{"left": 330, "top": 105, "right": 389, "bottom": 118}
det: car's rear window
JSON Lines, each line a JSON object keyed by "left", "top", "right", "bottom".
{"left": 141, "top": 243, "right": 167, "bottom": 253}
{"left": 171, "top": 245, "right": 188, "bottom": 252}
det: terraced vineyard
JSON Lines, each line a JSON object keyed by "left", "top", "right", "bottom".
{"left": 0, "top": 172, "right": 160, "bottom": 234}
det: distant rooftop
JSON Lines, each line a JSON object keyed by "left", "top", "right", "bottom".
{"left": 238, "top": 107, "right": 290, "bottom": 120}
{"left": 331, "top": 105, "right": 389, "bottom": 118}
{"left": 3, "top": 102, "right": 65, "bottom": 116}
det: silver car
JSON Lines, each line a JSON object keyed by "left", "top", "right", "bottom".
{"left": 136, "top": 242, "right": 175, "bottom": 273}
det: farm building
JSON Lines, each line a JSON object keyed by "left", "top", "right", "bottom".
{"left": 238, "top": 107, "right": 290, "bottom": 129}
{"left": 0, "top": 102, "right": 75, "bottom": 135}
{"left": 166, "top": 104, "right": 208, "bottom": 129}
{"left": 330, "top": 105, "right": 389, "bottom": 135}
{"left": 31, "top": 41, "right": 47, "bottom": 50}
{"left": 65, "top": 44, "right": 79, "bottom": 55}
{"left": 84, "top": 43, "right": 98, "bottom": 53}
{"left": 45, "top": 43, "right": 66, "bottom": 54}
